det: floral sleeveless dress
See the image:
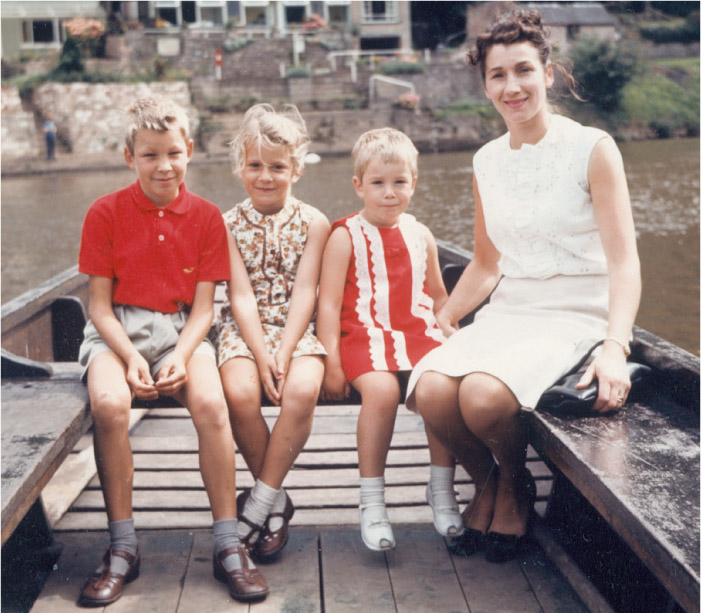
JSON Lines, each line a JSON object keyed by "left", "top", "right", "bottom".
{"left": 212, "top": 197, "right": 326, "bottom": 366}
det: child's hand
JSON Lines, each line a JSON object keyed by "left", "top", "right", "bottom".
{"left": 321, "top": 365, "right": 350, "bottom": 401}
{"left": 436, "top": 310, "right": 459, "bottom": 338}
{"left": 127, "top": 354, "right": 158, "bottom": 401}
{"left": 257, "top": 352, "right": 282, "bottom": 405}
{"left": 274, "top": 349, "right": 292, "bottom": 399}
{"left": 155, "top": 354, "right": 188, "bottom": 397}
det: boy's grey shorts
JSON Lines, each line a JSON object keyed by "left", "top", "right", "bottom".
{"left": 78, "top": 304, "right": 216, "bottom": 380}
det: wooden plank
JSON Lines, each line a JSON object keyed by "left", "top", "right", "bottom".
{"left": 386, "top": 526, "right": 468, "bottom": 612}
{"left": 320, "top": 528, "right": 395, "bottom": 611}
{"left": 254, "top": 527, "right": 321, "bottom": 613}
{"left": 1, "top": 376, "right": 91, "bottom": 544}
{"left": 177, "top": 531, "right": 250, "bottom": 612}
{"left": 452, "top": 543, "right": 544, "bottom": 612}
{"left": 29, "top": 531, "right": 106, "bottom": 613}
{"left": 528, "top": 395, "right": 700, "bottom": 613}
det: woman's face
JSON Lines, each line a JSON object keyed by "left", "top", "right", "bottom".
{"left": 483, "top": 41, "right": 553, "bottom": 130}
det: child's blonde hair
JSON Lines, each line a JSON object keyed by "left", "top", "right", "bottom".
{"left": 230, "top": 103, "right": 310, "bottom": 177}
{"left": 124, "top": 95, "right": 190, "bottom": 153}
{"left": 352, "top": 128, "right": 418, "bottom": 181}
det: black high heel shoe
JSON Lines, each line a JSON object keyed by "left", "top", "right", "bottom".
{"left": 447, "top": 527, "right": 486, "bottom": 556}
{"left": 485, "top": 468, "right": 536, "bottom": 563}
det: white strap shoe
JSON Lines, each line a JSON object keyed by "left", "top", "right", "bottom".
{"left": 426, "top": 481, "right": 464, "bottom": 537}
{"left": 359, "top": 503, "right": 396, "bottom": 551}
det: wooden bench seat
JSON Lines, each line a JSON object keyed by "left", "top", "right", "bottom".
{"left": 1, "top": 361, "right": 91, "bottom": 579}
{"left": 527, "top": 329, "right": 700, "bottom": 613}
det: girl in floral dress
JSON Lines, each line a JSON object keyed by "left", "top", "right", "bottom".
{"left": 212, "top": 103, "right": 329, "bottom": 561}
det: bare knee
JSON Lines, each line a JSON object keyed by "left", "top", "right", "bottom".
{"left": 280, "top": 377, "right": 320, "bottom": 420}
{"left": 90, "top": 390, "right": 131, "bottom": 432}
{"left": 189, "top": 390, "right": 230, "bottom": 433}
{"left": 415, "top": 371, "right": 456, "bottom": 423}
{"left": 459, "top": 376, "right": 519, "bottom": 436}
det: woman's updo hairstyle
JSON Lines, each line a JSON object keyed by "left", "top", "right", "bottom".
{"left": 467, "top": 9, "right": 579, "bottom": 98}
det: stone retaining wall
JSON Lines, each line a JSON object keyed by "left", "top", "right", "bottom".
{"left": 1, "top": 87, "right": 40, "bottom": 159}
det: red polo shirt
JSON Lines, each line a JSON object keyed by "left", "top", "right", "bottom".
{"left": 79, "top": 181, "right": 230, "bottom": 314}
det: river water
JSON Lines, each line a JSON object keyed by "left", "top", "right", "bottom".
{"left": 2, "top": 138, "right": 698, "bottom": 354}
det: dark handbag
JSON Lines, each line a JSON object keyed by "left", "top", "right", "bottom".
{"left": 537, "top": 341, "right": 652, "bottom": 415}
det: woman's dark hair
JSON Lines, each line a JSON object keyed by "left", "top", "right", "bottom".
{"left": 467, "top": 10, "right": 579, "bottom": 99}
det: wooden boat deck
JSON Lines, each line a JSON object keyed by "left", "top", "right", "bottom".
{"left": 27, "top": 403, "right": 594, "bottom": 612}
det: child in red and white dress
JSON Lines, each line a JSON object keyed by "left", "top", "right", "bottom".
{"left": 317, "top": 128, "right": 463, "bottom": 551}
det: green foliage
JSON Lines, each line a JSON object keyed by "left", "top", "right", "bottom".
{"left": 378, "top": 61, "right": 426, "bottom": 75}
{"left": 434, "top": 98, "right": 498, "bottom": 122}
{"left": 639, "top": 12, "right": 700, "bottom": 44}
{"left": 569, "top": 36, "right": 639, "bottom": 112}
{"left": 54, "top": 37, "right": 85, "bottom": 76}
{"left": 286, "top": 66, "right": 312, "bottom": 78}
{"left": 620, "top": 57, "right": 700, "bottom": 137}
{"left": 223, "top": 38, "right": 253, "bottom": 53}
{"left": 650, "top": 2, "right": 698, "bottom": 17}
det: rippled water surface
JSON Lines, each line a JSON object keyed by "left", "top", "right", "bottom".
{"left": 2, "top": 138, "right": 698, "bottom": 354}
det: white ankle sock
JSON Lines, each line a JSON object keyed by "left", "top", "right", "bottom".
{"left": 237, "top": 479, "right": 278, "bottom": 543}
{"left": 267, "top": 487, "right": 287, "bottom": 532}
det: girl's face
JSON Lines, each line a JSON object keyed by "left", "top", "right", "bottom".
{"left": 241, "top": 140, "right": 300, "bottom": 214}
{"left": 353, "top": 158, "right": 417, "bottom": 228}
{"left": 483, "top": 41, "right": 553, "bottom": 134}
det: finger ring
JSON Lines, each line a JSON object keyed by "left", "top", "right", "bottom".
{"left": 617, "top": 395, "right": 625, "bottom": 403}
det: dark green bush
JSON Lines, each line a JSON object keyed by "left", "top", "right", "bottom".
{"left": 639, "top": 13, "right": 700, "bottom": 44}
{"left": 569, "top": 36, "right": 639, "bottom": 112}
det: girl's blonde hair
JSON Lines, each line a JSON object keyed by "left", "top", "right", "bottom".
{"left": 352, "top": 127, "right": 418, "bottom": 181}
{"left": 124, "top": 95, "right": 190, "bottom": 153}
{"left": 230, "top": 103, "right": 310, "bottom": 177}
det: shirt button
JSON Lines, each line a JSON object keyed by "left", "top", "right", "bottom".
{"left": 158, "top": 235, "right": 165, "bottom": 241}
{"left": 158, "top": 211, "right": 164, "bottom": 217}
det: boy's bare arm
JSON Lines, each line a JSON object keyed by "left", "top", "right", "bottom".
{"left": 317, "top": 227, "right": 352, "bottom": 400}
{"left": 87, "top": 275, "right": 157, "bottom": 399}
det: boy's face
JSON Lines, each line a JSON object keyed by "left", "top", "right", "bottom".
{"left": 353, "top": 158, "right": 416, "bottom": 228}
{"left": 241, "top": 140, "right": 300, "bottom": 214}
{"left": 124, "top": 128, "right": 193, "bottom": 207}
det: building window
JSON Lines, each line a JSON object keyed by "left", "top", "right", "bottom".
{"left": 362, "top": 0, "right": 398, "bottom": 24}
{"left": 21, "top": 19, "right": 62, "bottom": 46}
{"left": 201, "top": 7, "right": 225, "bottom": 25}
{"left": 244, "top": 5, "right": 268, "bottom": 26}
{"left": 327, "top": 2, "right": 349, "bottom": 26}
{"left": 156, "top": 1, "right": 180, "bottom": 25}
{"left": 567, "top": 24, "right": 581, "bottom": 40}
{"left": 285, "top": 6, "right": 306, "bottom": 24}
{"left": 182, "top": 1, "right": 197, "bottom": 23}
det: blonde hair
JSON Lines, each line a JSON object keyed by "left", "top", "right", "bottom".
{"left": 352, "top": 128, "right": 418, "bottom": 181}
{"left": 230, "top": 103, "right": 310, "bottom": 177}
{"left": 124, "top": 95, "right": 190, "bottom": 153}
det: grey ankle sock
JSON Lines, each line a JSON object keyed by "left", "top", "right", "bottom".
{"left": 107, "top": 519, "right": 138, "bottom": 575}
{"left": 213, "top": 518, "right": 244, "bottom": 572}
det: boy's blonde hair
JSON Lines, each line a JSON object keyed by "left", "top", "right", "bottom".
{"left": 124, "top": 95, "right": 190, "bottom": 153}
{"left": 230, "top": 103, "right": 310, "bottom": 177}
{"left": 352, "top": 128, "right": 418, "bottom": 181}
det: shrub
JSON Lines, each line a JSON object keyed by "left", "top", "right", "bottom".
{"left": 286, "top": 66, "right": 312, "bottom": 78}
{"left": 378, "top": 61, "right": 426, "bottom": 75}
{"left": 223, "top": 38, "right": 253, "bottom": 53}
{"left": 569, "top": 36, "right": 639, "bottom": 112}
{"left": 639, "top": 13, "right": 700, "bottom": 44}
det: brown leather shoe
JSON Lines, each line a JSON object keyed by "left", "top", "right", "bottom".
{"left": 213, "top": 545, "right": 270, "bottom": 602}
{"left": 256, "top": 491, "right": 295, "bottom": 561}
{"left": 78, "top": 548, "right": 140, "bottom": 607}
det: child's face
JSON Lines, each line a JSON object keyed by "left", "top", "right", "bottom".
{"left": 353, "top": 158, "right": 416, "bottom": 228}
{"left": 241, "top": 140, "right": 300, "bottom": 214}
{"left": 124, "top": 128, "right": 193, "bottom": 207}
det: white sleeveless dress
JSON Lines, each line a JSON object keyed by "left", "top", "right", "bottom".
{"left": 406, "top": 115, "right": 613, "bottom": 410}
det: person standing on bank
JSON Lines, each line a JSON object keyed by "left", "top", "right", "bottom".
{"left": 406, "top": 10, "right": 641, "bottom": 563}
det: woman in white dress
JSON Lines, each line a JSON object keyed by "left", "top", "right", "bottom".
{"left": 406, "top": 10, "right": 641, "bottom": 563}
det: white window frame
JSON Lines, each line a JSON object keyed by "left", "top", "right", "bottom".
{"left": 325, "top": 0, "right": 350, "bottom": 26}
{"left": 361, "top": 0, "right": 398, "bottom": 24}
{"left": 20, "top": 18, "right": 63, "bottom": 48}
{"left": 240, "top": 0, "right": 270, "bottom": 27}
{"left": 198, "top": 0, "right": 227, "bottom": 26}
{"left": 155, "top": 0, "right": 182, "bottom": 26}
{"left": 282, "top": 1, "right": 309, "bottom": 26}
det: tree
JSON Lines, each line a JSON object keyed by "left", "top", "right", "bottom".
{"left": 568, "top": 36, "right": 639, "bottom": 113}
{"left": 54, "top": 36, "right": 85, "bottom": 76}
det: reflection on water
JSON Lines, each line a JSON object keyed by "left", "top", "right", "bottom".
{"left": 2, "top": 139, "right": 698, "bottom": 354}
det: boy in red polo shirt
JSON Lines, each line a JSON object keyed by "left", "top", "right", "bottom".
{"left": 76, "top": 96, "right": 269, "bottom": 606}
